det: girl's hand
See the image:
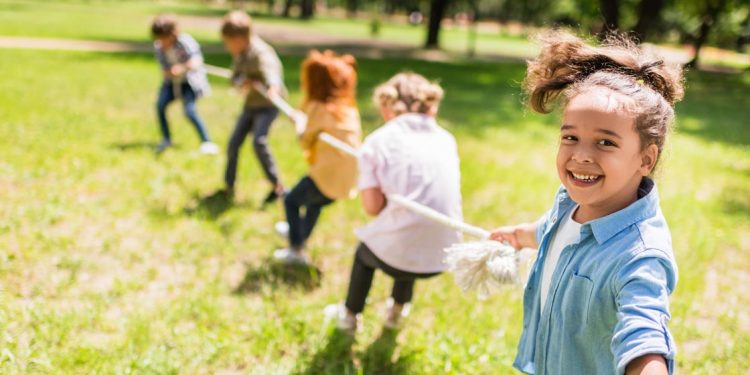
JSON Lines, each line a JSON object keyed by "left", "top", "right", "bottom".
{"left": 489, "top": 222, "right": 538, "bottom": 250}
{"left": 290, "top": 110, "right": 308, "bottom": 136}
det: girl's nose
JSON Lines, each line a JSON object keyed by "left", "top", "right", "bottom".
{"left": 572, "top": 148, "right": 594, "bottom": 164}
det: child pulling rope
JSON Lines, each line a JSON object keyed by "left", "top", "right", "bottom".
{"left": 206, "top": 64, "right": 518, "bottom": 298}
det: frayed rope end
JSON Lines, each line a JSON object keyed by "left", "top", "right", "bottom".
{"left": 444, "top": 240, "right": 518, "bottom": 300}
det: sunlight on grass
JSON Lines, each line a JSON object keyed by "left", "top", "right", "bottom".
{"left": 1, "top": 19, "right": 750, "bottom": 375}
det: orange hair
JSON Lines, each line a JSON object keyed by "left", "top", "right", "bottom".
{"left": 301, "top": 50, "right": 357, "bottom": 117}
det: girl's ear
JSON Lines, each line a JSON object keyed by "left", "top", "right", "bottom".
{"left": 640, "top": 144, "right": 659, "bottom": 175}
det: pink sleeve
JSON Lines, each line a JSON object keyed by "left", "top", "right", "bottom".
{"left": 357, "top": 140, "right": 380, "bottom": 190}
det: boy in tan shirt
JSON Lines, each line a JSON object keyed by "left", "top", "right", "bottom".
{"left": 221, "top": 11, "right": 287, "bottom": 204}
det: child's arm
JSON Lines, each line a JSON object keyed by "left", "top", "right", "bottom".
{"left": 357, "top": 138, "right": 384, "bottom": 216}
{"left": 489, "top": 222, "right": 538, "bottom": 249}
{"left": 258, "top": 47, "right": 284, "bottom": 98}
{"left": 171, "top": 35, "right": 204, "bottom": 77}
{"left": 361, "top": 188, "right": 386, "bottom": 216}
{"left": 626, "top": 354, "right": 668, "bottom": 375}
{"left": 612, "top": 253, "right": 677, "bottom": 375}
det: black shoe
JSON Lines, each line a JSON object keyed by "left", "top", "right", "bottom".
{"left": 262, "top": 189, "right": 279, "bottom": 205}
{"left": 155, "top": 140, "right": 171, "bottom": 154}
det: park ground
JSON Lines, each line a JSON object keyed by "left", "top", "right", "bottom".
{"left": 1, "top": 0, "right": 750, "bottom": 374}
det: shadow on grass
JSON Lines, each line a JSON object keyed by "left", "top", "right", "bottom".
{"left": 109, "top": 141, "right": 157, "bottom": 151}
{"left": 358, "top": 328, "right": 411, "bottom": 375}
{"left": 677, "top": 70, "right": 750, "bottom": 147}
{"left": 293, "top": 328, "right": 410, "bottom": 375}
{"left": 234, "top": 259, "right": 322, "bottom": 293}
{"left": 183, "top": 189, "right": 234, "bottom": 219}
{"left": 293, "top": 329, "right": 356, "bottom": 375}
{"left": 721, "top": 184, "right": 750, "bottom": 217}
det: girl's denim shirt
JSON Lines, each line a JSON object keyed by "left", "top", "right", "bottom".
{"left": 514, "top": 177, "right": 678, "bottom": 375}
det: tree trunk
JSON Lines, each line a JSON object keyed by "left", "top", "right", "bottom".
{"left": 425, "top": 0, "right": 449, "bottom": 49}
{"left": 346, "top": 0, "right": 358, "bottom": 18}
{"left": 281, "top": 0, "right": 294, "bottom": 17}
{"left": 633, "top": 0, "right": 665, "bottom": 41}
{"left": 736, "top": 11, "right": 750, "bottom": 52}
{"left": 687, "top": 0, "right": 728, "bottom": 68}
{"left": 599, "top": 0, "right": 620, "bottom": 35}
{"left": 384, "top": 0, "right": 397, "bottom": 15}
{"left": 467, "top": 0, "right": 479, "bottom": 57}
{"left": 300, "top": 0, "right": 314, "bottom": 19}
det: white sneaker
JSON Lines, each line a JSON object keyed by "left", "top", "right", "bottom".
{"left": 199, "top": 142, "right": 219, "bottom": 155}
{"left": 324, "top": 304, "right": 358, "bottom": 334}
{"left": 384, "top": 298, "right": 411, "bottom": 329}
{"left": 273, "top": 248, "right": 308, "bottom": 265}
{"left": 274, "top": 221, "right": 290, "bottom": 239}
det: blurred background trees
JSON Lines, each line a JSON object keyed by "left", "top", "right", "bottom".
{"left": 240, "top": 0, "right": 750, "bottom": 65}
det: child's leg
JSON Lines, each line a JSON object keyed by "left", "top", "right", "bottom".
{"left": 249, "top": 107, "right": 281, "bottom": 187}
{"left": 283, "top": 177, "right": 310, "bottom": 250}
{"left": 156, "top": 81, "right": 176, "bottom": 141}
{"left": 224, "top": 108, "right": 254, "bottom": 189}
{"left": 344, "top": 243, "right": 379, "bottom": 314}
{"left": 301, "top": 186, "right": 334, "bottom": 243}
{"left": 284, "top": 176, "right": 334, "bottom": 250}
{"left": 180, "top": 83, "right": 210, "bottom": 143}
{"left": 391, "top": 278, "right": 416, "bottom": 306}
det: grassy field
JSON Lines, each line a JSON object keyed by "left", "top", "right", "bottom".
{"left": 2, "top": 2, "right": 750, "bottom": 374}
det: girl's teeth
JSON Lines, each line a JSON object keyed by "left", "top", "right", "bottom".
{"left": 572, "top": 173, "right": 599, "bottom": 181}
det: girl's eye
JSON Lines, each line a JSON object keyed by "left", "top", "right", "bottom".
{"left": 598, "top": 139, "right": 617, "bottom": 147}
{"left": 561, "top": 135, "right": 577, "bottom": 142}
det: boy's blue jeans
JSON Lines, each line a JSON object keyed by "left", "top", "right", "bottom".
{"left": 156, "top": 80, "right": 210, "bottom": 143}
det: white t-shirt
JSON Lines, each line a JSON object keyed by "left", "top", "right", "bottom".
{"left": 355, "top": 113, "right": 463, "bottom": 273}
{"left": 540, "top": 207, "right": 582, "bottom": 311}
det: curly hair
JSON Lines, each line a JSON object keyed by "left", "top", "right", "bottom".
{"left": 301, "top": 50, "right": 357, "bottom": 117}
{"left": 373, "top": 72, "right": 444, "bottom": 116}
{"left": 524, "top": 31, "right": 685, "bottom": 171}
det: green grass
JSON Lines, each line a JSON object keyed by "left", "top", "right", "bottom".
{"left": 1, "top": 5, "right": 750, "bottom": 374}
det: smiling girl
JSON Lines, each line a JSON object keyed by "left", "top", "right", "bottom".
{"left": 491, "top": 32, "right": 684, "bottom": 374}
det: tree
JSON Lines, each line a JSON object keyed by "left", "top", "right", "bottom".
{"left": 346, "top": 0, "right": 359, "bottom": 17}
{"left": 633, "top": 0, "right": 667, "bottom": 41}
{"left": 300, "top": 0, "right": 315, "bottom": 19}
{"left": 280, "top": 0, "right": 315, "bottom": 19}
{"left": 600, "top": 0, "right": 620, "bottom": 35}
{"left": 426, "top": 0, "right": 450, "bottom": 48}
{"left": 686, "top": 0, "right": 730, "bottom": 67}
{"left": 281, "top": 0, "right": 293, "bottom": 17}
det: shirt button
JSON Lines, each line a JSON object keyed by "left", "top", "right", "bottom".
{"left": 551, "top": 216, "right": 557, "bottom": 224}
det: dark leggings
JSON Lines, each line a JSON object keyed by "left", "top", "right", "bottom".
{"left": 344, "top": 243, "right": 440, "bottom": 314}
{"left": 284, "top": 176, "right": 334, "bottom": 248}
{"left": 156, "top": 80, "right": 210, "bottom": 142}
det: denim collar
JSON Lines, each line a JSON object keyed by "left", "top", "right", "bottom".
{"left": 557, "top": 177, "right": 659, "bottom": 245}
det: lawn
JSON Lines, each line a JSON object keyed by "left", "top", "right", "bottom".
{"left": 1, "top": 3, "right": 750, "bottom": 375}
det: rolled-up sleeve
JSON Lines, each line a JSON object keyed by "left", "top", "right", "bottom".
{"left": 611, "top": 251, "right": 677, "bottom": 374}
{"left": 357, "top": 141, "right": 380, "bottom": 190}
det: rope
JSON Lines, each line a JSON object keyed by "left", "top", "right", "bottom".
{"left": 205, "top": 64, "right": 519, "bottom": 296}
